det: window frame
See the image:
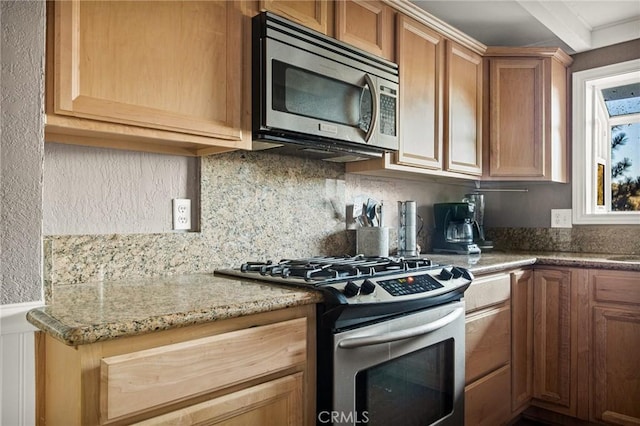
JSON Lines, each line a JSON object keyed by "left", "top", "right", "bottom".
{"left": 572, "top": 58, "right": 640, "bottom": 224}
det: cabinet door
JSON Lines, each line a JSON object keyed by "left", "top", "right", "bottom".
{"left": 444, "top": 41, "right": 482, "bottom": 175}
{"left": 511, "top": 270, "right": 533, "bottom": 414}
{"left": 532, "top": 268, "right": 579, "bottom": 416}
{"left": 395, "top": 15, "right": 444, "bottom": 169}
{"left": 592, "top": 307, "right": 640, "bottom": 425}
{"left": 335, "top": 0, "right": 394, "bottom": 60}
{"left": 488, "top": 58, "right": 545, "bottom": 177}
{"left": 590, "top": 269, "right": 640, "bottom": 424}
{"left": 50, "top": 1, "right": 244, "bottom": 143}
{"left": 261, "top": 0, "right": 331, "bottom": 35}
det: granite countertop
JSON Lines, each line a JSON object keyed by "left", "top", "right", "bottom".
{"left": 27, "top": 274, "right": 322, "bottom": 346}
{"left": 28, "top": 252, "right": 639, "bottom": 346}
{"left": 426, "top": 251, "right": 640, "bottom": 274}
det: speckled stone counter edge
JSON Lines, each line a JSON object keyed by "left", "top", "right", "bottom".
{"left": 427, "top": 252, "right": 640, "bottom": 274}
{"left": 28, "top": 287, "right": 323, "bottom": 346}
{"left": 27, "top": 274, "right": 322, "bottom": 346}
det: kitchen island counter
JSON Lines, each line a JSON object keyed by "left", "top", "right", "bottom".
{"left": 427, "top": 251, "right": 640, "bottom": 274}
{"left": 27, "top": 273, "right": 322, "bottom": 346}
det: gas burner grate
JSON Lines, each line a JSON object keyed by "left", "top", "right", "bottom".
{"left": 237, "top": 255, "right": 435, "bottom": 283}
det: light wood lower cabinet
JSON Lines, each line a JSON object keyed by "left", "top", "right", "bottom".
{"left": 589, "top": 269, "right": 640, "bottom": 425}
{"left": 464, "top": 272, "right": 513, "bottom": 425}
{"left": 466, "top": 266, "right": 639, "bottom": 425}
{"left": 132, "top": 373, "right": 303, "bottom": 426}
{"left": 36, "top": 305, "right": 316, "bottom": 426}
{"left": 465, "top": 365, "right": 512, "bottom": 426}
{"left": 531, "top": 267, "right": 640, "bottom": 424}
{"left": 532, "top": 267, "right": 584, "bottom": 417}
{"left": 511, "top": 269, "right": 534, "bottom": 414}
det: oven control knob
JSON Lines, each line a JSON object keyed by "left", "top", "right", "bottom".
{"left": 360, "top": 279, "right": 376, "bottom": 294}
{"left": 343, "top": 281, "right": 360, "bottom": 297}
{"left": 439, "top": 268, "right": 453, "bottom": 280}
{"left": 451, "top": 267, "right": 464, "bottom": 279}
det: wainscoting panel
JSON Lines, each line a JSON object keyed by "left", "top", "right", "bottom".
{"left": 1, "top": 302, "right": 42, "bottom": 426}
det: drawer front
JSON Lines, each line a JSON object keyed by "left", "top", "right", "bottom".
{"left": 465, "top": 304, "right": 511, "bottom": 383}
{"left": 132, "top": 373, "right": 304, "bottom": 426}
{"left": 591, "top": 270, "right": 640, "bottom": 306}
{"left": 464, "top": 273, "right": 511, "bottom": 313}
{"left": 100, "top": 317, "right": 307, "bottom": 422}
{"left": 465, "top": 364, "right": 512, "bottom": 426}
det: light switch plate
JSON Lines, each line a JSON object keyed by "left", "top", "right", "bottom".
{"left": 172, "top": 198, "right": 191, "bottom": 231}
{"left": 551, "top": 209, "right": 572, "bottom": 228}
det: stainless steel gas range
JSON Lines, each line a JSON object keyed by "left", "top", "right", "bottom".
{"left": 216, "top": 255, "right": 472, "bottom": 426}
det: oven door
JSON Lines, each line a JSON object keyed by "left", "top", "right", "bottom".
{"left": 329, "top": 301, "right": 465, "bottom": 426}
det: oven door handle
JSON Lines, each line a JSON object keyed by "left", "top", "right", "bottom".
{"left": 337, "top": 307, "right": 464, "bottom": 349}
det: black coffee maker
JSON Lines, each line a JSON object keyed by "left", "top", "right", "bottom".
{"left": 432, "top": 203, "right": 481, "bottom": 254}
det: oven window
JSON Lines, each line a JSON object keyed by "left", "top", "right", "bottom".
{"left": 271, "top": 60, "right": 372, "bottom": 131}
{"left": 355, "top": 339, "right": 454, "bottom": 425}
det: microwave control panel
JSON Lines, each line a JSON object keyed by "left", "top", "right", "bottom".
{"left": 379, "top": 86, "right": 397, "bottom": 137}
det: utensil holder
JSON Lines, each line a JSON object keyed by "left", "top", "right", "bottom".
{"left": 356, "top": 227, "right": 389, "bottom": 257}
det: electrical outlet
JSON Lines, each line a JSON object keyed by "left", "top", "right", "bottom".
{"left": 172, "top": 199, "right": 191, "bottom": 231}
{"left": 551, "top": 209, "right": 572, "bottom": 228}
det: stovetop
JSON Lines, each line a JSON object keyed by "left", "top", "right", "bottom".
{"left": 235, "top": 255, "right": 435, "bottom": 284}
{"left": 215, "top": 255, "right": 473, "bottom": 309}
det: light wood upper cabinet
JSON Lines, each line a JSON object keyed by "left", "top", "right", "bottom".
{"left": 260, "top": 0, "right": 332, "bottom": 35}
{"left": 346, "top": 14, "right": 484, "bottom": 181}
{"left": 334, "top": 0, "right": 394, "bottom": 60}
{"left": 444, "top": 41, "right": 483, "bottom": 176}
{"left": 395, "top": 14, "right": 444, "bottom": 170}
{"left": 45, "top": 0, "right": 251, "bottom": 156}
{"left": 484, "top": 47, "right": 572, "bottom": 182}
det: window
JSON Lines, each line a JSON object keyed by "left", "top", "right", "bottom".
{"left": 572, "top": 59, "right": 640, "bottom": 224}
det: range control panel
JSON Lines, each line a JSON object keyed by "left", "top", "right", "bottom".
{"left": 378, "top": 274, "right": 444, "bottom": 296}
{"left": 326, "top": 266, "right": 473, "bottom": 305}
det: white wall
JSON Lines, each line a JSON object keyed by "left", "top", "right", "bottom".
{"left": 0, "top": 0, "right": 45, "bottom": 305}
{"left": 43, "top": 143, "right": 199, "bottom": 235}
{"left": 1, "top": 2, "right": 45, "bottom": 423}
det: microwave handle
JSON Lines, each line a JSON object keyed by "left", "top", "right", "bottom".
{"left": 363, "top": 74, "right": 378, "bottom": 143}
{"left": 337, "top": 307, "right": 464, "bottom": 349}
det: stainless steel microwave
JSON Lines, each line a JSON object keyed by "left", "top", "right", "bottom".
{"left": 252, "top": 12, "right": 399, "bottom": 162}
